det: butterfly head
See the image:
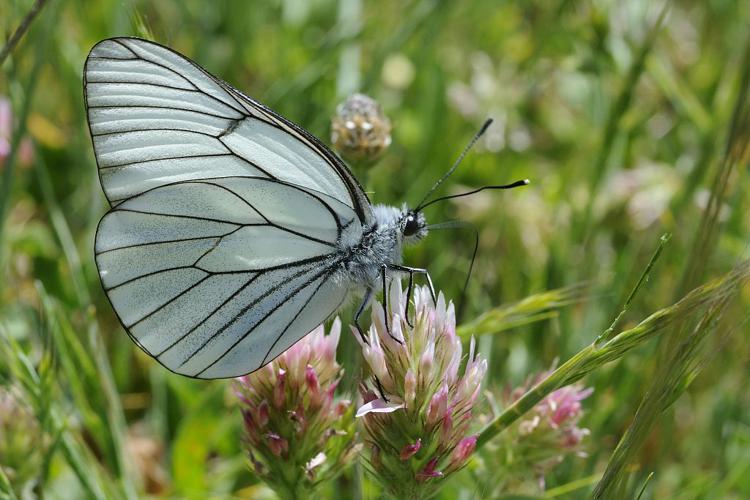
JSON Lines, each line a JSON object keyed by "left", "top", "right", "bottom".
{"left": 400, "top": 208, "right": 427, "bottom": 244}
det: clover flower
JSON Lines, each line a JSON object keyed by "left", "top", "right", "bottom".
{"left": 234, "top": 318, "right": 358, "bottom": 500}
{"left": 474, "top": 371, "right": 592, "bottom": 495}
{"left": 354, "top": 284, "right": 486, "bottom": 499}
{"left": 0, "top": 96, "right": 34, "bottom": 168}
{"left": 331, "top": 93, "right": 392, "bottom": 163}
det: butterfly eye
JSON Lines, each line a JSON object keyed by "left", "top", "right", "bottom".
{"left": 403, "top": 214, "right": 420, "bottom": 237}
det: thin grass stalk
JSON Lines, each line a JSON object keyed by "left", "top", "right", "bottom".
{"left": 0, "top": 328, "right": 110, "bottom": 499}
{"left": 677, "top": 35, "right": 750, "bottom": 297}
{"left": 596, "top": 234, "right": 671, "bottom": 345}
{"left": 635, "top": 472, "right": 655, "bottom": 500}
{"left": 33, "top": 154, "right": 90, "bottom": 305}
{"left": 456, "top": 283, "right": 589, "bottom": 338}
{"left": 0, "top": 0, "right": 49, "bottom": 66}
{"left": 0, "top": 463, "right": 19, "bottom": 500}
{"left": 0, "top": 65, "right": 39, "bottom": 276}
{"left": 593, "top": 292, "right": 734, "bottom": 498}
{"left": 37, "top": 285, "right": 140, "bottom": 498}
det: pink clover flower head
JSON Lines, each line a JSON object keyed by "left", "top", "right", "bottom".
{"left": 354, "top": 284, "right": 486, "bottom": 497}
{"left": 234, "top": 318, "right": 357, "bottom": 495}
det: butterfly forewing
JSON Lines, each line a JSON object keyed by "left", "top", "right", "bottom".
{"left": 85, "top": 37, "right": 372, "bottom": 224}
{"left": 86, "top": 37, "right": 368, "bottom": 378}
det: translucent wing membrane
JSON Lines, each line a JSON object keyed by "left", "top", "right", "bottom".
{"left": 85, "top": 37, "right": 372, "bottom": 224}
{"left": 85, "top": 37, "right": 374, "bottom": 377}
{"left": 95, "top": 177, "right": 353, "bottom": 378}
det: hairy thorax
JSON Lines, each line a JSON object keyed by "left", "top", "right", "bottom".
{"left": 333, "top": 205, "right": 404, "bottom": 290}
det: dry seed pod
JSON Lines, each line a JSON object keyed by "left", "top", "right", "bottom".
{"left": 331, "top": 93, "right": 392, "bottom": 163}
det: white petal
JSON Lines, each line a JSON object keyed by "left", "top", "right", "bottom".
{"left": 355, "top": 398, "right": 405, "bottom": 418}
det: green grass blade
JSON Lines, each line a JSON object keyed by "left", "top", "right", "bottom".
{"left": 32, "top": 154, "right": 90, "bottom": 305}
{"left": 0, "top": 465, "right": 19, "bottom": 500}
{"left": 0, "top": 0, "right": 55, "bottom": 280}
{"left": 457, "top": 283, "right": 588, "bottom": 338}
{"left": 578, "top": 3, "right": 670, "bottom": 242}
{"left": 37, "top": 285, "right": 140, "bottom": 498}
{"left": 677, "top": 35, "right": 750, "bottom": 296}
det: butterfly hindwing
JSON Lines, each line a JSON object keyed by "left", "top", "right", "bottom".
{"left": 95, "top": 177, "right": 353, "bottom": 378}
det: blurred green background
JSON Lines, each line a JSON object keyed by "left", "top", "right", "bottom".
{"left": 1, "top": 0, "right": 750, "bottom": 498}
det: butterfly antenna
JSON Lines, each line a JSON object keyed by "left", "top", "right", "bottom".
{"left": 417, "top": 179, "right": 529, "bottom": 211}
{"left": 424, "top": 220, "right": 479, "bottom": 320}
{"left": 415, "top": 118, "right": 494, "bottom": 211}
{"left": 462, "top": 222, "right": 480, "bottom": 320}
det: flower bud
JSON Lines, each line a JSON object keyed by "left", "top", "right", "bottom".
{"left": 305, "top": 452, "right": 327, "bottom": 479}
{"left": 426, "top": 383, "right": 448, "bottom": 427}
{"left": 257, "top": 400, "right": 270, "bottom": 428}
{"left": 305, "top": 365, "right": 321, "bottom": 405}
{"left": 404, "top": 369, "right": 417, "bottom": 408}
{"left": 331, "top": 93, "right": 392, "bottom": 163}
{"left": 266, "top": 433, "right": 288, "bottom": 457}
{"left": 419, "top": 342, "right": 435, "bottom": 379}
{"left": 400, "top": 438, "right": 422, "bottom": 460}
{"left": 448, "top": 435, "right": 477, "bottom": 470}
{"left": 241, "top": 409, "right": 256, "bottom": 435}
{"left": 440, "top": 412, "right": 453, "bottom": 445}
{"left": 416, "top": 457, "right": 443, "bottom": 483}
{"left": 371, "top": 444, "right": 382, "bottom": 468}
{"left": 273, "top": 369, "right": 286, "bottom": 409}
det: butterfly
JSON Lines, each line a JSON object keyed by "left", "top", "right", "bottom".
{"left": 84, "top": 37, "right": 527, "bottom": 379}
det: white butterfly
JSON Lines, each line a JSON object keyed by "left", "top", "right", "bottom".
{"left": 85, "top": 37, "right": 526, "bottom": 379}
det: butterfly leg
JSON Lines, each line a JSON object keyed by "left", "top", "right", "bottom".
{"left": 380, "top": 264, "right": 390, "bottom": 335}
{"left": 380, "top": 264, "right": 403, "bottom": 345}
{"left": 374, "top": 376, "right": 389, "bottom": 403}
{"left": 403, "top": 271, "right": 415, "bottom": 328}
{"left": 385, "top": 264, "right": 418, "bottom": 327}
{"left": 354, "top": 288, "right": 373, "bottom": 345}
{"left": 387, "top": 264, "right": 437, "bottom": 309}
